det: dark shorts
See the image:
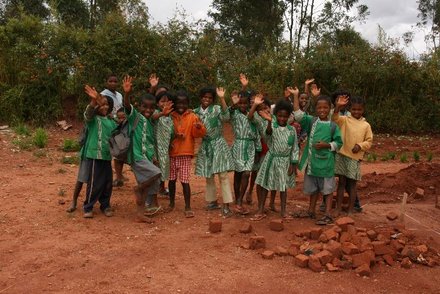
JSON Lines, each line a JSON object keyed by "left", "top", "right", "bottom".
{"left": 77, "top": 159, "right": 91, "bottom": 183}
{"left": 131, "top": 159, "right": 161, "bottom": 193}
{"left": 303, "top": 173, "right": 335, "bottom": 195}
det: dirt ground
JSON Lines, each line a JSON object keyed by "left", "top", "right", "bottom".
{"left": 1, "top": 123, "right": 440, "bottom": 293}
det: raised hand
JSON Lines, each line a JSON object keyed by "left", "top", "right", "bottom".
{"left": 305, "top": 78, "right": 315, "bottom": 85}
{"left": 239, "top": 73, "right": 249, "bottom": 87}
{"left": 310, "top": 84, "right": 321, "bottom": 97}
{"left": 287, "top": 86, "right": 299, "bottom": 97}
{"left": 254, "top": 93, "right": 264, "bottom": 105}
{"left": 231, "top": 92, "right": 240, "bottom": 105}
{"left": 162, "top": 101, "right": 174, "bottom": 116}
{"left": 216, "top": 87, "right": 225, "bottom": 99}
{"left": 84, "top": 85, "right": 99, "bottom": 100}
{"left": 336, "top": 95, "right": 349, "bottom": 107}
{"left": 258, "top": 109, "right": 272, "bottom": 122}
{"left": 149, "top": 73, "right": 159, "bottom": 88}
{"left": 284, "top": 88, "right": 291, "bottom": 98}
{"left": 122, "top": 75, "right": 133, "bottom": 93}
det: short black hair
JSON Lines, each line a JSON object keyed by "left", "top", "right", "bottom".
{"left": 273, "top": 99, "right": 293, "bottom": 115}
{"left": 106, "top": 73, "right": 118, "bottom": 81}
{"left": 262, "top": 96, "right": 272, "bottom": 108}
{"left": 199, "top": 87, "right": 216, "bottom": 101}
{"left": 175, "top": 90, "right": 190, "bottom": 104}
{"left": 331, "top": 89, "right": 351, "bottom": 106}
{"left": 316, "top": 95, "right": 332, "bottom": 107}
{"left": 239, "top": 90, "right": 255, "bottom": 102}
{"left": 156, "top": 91, "right": 175, "bottom": 103}
{"left": 350, "top": 96, "right": 365, "bottom": 106}
{"left": 116, "top": 107, "right": 125, "bottom": 113}
{"left": 155, "top": 84, "right": 170, "bottom": 96}
{"left": 139, "top": 93, "right": 156, "bottom": 105}
{"left": 102, "top": 95, "right": 114, "bottom": 115}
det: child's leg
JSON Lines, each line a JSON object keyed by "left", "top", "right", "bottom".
{"left": 346, "top": 178, "right": 357, "bottom": 214}
{"left": 246, "top": 170, "right": 258, "bottom": 204}
{"left": 205, "top": 176, "right": 218, "bottom": 204}
{"left": 168, "top": 180, "right": 176, "bottom": 208}
{"left": 219, "top": 172, "right": 233, "bottom": 215}
{"left": 280, "top": 191, "right": 288, "bottom": 217}
{"left": 257, "top": 186, "right": 268, "bottom": 215}
{"left": 233, "top": 171, "right": 242, "bottom": 203}
{"left": 113, "top": 159, "right": 124, "bottom": 186}
{"left": 67, "top": 181, "right": 83, "bottom": 212}
{"left": 238, "top": 171, "right": 250, "bottom": 206}
{"left": 98, "top": 161, "right": 113, "bottom": 215}
{"left": 269, "top": 190, "right": 277, "bottom": 211}
{"left": 134, "top": 186, "right": 152, "bottom": 223}
{"left": 84, "top": 159, "right": 107, "bottom": 215}
{"left": 308, "top": 193, "right": 319, "bottom": 216}
{"left": 336, "top": 175, "right": 346, "bottom": 215}
{"left": 324, "top": 192, "right": 333, "bottom": 216}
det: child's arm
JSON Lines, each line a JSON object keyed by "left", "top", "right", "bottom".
{"left": 353, "top": 124, "right": 373, "bottom": 154}
{"left": 216, "top": 87, "right": 231, "bottom": 122}
{"left": 288, "top": 86, "right": 300, "bottom": 111}
{"left": 239, "top": 73, "right": 248, "bottom": 91}
{"left": 191, "top": 116, "right": 207, "bottom": 138}
{"left": 148, "top": 73, "right": 159, "bottom": 94}
{"left": 247, "top": 94, "right": 264, "bottom": 119}
{"left": 122, "top": 75, "right": 133, "bottom": 111}
{"left": 332, "top": 95, "right": 349, "bottom": 125}
{"left": 84, "top": 85, "right": 103, "bottom": 121}
{"left": 258, "top": 109, "right": 273, "bottom": 136}
{"left": 288, "top": 129, "right": 299, "bottom": 176}
{"left": 304, "top": 78, "right": 314, "bottom": 96}
{"left": 152, "top": 101, "right": 174, "bottom": 120}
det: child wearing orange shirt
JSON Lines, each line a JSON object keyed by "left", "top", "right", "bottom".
{"left": 167, "top": 90, "right": 207, "bottom": 217}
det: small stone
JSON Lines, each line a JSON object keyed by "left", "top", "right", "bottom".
{"left": 269, "top": 219, "right": 284, "bottom": 232}
{"left": 209, "top": 220, "right": 222, "bottom": 233}
{"left": 308, "top": 256, "right": 323, "bottom": 272}
{"left": 58, "top": 199, "right": 66, "bottom": 205}
{"left": 342, "top": 242, "right": 359, "bottom": 255}
{"left": 239, "top": 223, "right": 252, "bottom": 234}
{"left": 275, "top": 246, "right": 289, "bottom": 256}
{"left": 295, "top": 254, "right": 309, "bottom": 268}
{"left": 386, "top": 211, "right": 399, "bottom": 221}
{"left": 355, "top": 264, "right": 371, "bottom": 277}
{"left": 415, "top": 188, "right": 424, "bottom": 199}
{"left": 383, "top": 254, "right": 395, "bottom": 266}
{"left": 326, "top": 263, "right": 340, "bottom": 272}
{"left": 262, "top": 250, "right": 275, "bottom": 259}
{"left": 335, "top": 217, "right": 355, "bottom": 231}
{"left": 401, "top": 257, "right": 412, "bottom": 269}
{"left": 249, "top": 236, "right": 266, "bottom": 250}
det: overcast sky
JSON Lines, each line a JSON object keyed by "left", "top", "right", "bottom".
{"left": 145, "top": 0, "right": 429, "bottom": 59}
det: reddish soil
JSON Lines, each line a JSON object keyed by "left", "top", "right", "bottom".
{"left": 1, "top": 123, "right": 440, "bottom": 293}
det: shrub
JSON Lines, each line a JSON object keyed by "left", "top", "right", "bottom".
{"left": 13, "top": 123, "right": 31, "bottom": 136}
{"left": 62, "top": 139, "right": 81, "bottom": 152}
{"left": 33, "top": 128, "right": 48, "bottom": 148}
{"left": 413, "top": 151, "right": 420, "bottom": 162}
{"left": 427, "top": 151, "right": 433, "bottom": 162}
{"left": 367, "top": 153, "right": 377, "bottom": 162}
{"left": 400, "top": 153, "right": 408, "bottom": 163}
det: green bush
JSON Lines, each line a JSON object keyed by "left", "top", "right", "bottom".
{"left": 400, "top": 153, "right": 408, "bottom": 163}
{"left": 413, "top": 151, "right": 420, "bottom": 162}
{"left": 62, "top": 138, "right": 81, "bottom": 152}
{"left": 13, "top": 123, "right": 31, "bottom": 136}
{"left": 367, "top": 153, "right": 377, "bottom": 162}
{"left": 427, "top": 151, "right": 433, "bottom": 162}
{"left": 61, "top": 155, "right": 79, "bottom": 164}
{"left": 33, "top": 128, "right": 48, "bottom": 148}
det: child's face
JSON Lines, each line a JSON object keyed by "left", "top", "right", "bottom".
{"left": 276, "top": 110, "right": 290, "bottom": 127}
{"left": 350, "top": 103, "right": 364, "bottom": 119}
{"left": 158, "top": 96, "right": 169, "bottom": 111}
{"left": 97, "top": 100, "right": 109, "bottom": 116}
{"left": 257, "top": 103, "right": 269, "bottom": 112}
{"left": 116, "top": 111, "right": 126, "bottom": 124}
{"left": 140, "top": 99, "right": 155, "bottom": 118}
{"left": 299, "top": 94, "right": 308, "bottom": 108}
{"left": 175, "top": 96, "right": 189, "bottom": 114}
{"left": 237, "top": 96, "right": 249, "bottom": 113}
{"left": 106, "top": 76, "right": 118, "bottom": 91}
{"left": 201, "top": 92, "right": 214, "bottom": 109}
{"left": 316, "top": 100, "right": 330, "bottom": 120}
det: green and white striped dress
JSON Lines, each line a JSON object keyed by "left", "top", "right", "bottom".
{"left": 252, "top": 112, "right": 267, "bottom": 171}
{"left": 154, "top": 110, "right": 174, "bottom": 181}
{"left": 230, "top": 108, "right": 261, "bottom": 172}
{"left": 255, "top": 119, "right": 299, "bottom": 192}
{"left": 194, "top": 105, "right": 234, "bottom": 177}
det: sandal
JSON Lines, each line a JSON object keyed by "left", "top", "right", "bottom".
{"left": 206, "top": 201, "right": 221, "bottom": 211}
{"left": 291, "top": 210, "right": 315, "bottom": 219}
{"left": 282, "top": 215, "right": 294, "bottom": 221}
{"left": 144, "top": 206, "right": 162, "bottom": 216}
{"left": 250, "top": 214, "right": 267, "bottom": 221}
{"left": 184, "top": 210, "right": 195, "bottom": 218}
{"left": 234, "top": 205, "right": 250, "bottom": 215}
{"left": 222, "top": 207, "right": 234, "bottom": 218}
{"left": 315, "top": 215, "right": 334, "bottom": 226}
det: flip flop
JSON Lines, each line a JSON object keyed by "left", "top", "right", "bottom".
{"left": 184, "top": 210, "right": 195, "bottom": 218}
{"left": 282, "top": 215, "right": 294, "bottom": 221}
{"left": 315, "top": 215, "right": 334, "bottom": 226}
{"left": 292, "top": 210, "right": 316, "bottom": 219}
{"left": 144, "top": 206, "right": 162, "bottom": 216}
{"left": 235, "top": 205, "right": 250, "bottom": 215}
{"left": 250, "top": 214, "right": 267, "bottom": 221}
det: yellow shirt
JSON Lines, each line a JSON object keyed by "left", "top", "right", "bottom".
{"left": 332, "top": 113, "right": 373, "bottom": 161}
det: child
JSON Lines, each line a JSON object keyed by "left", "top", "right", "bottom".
{"left": 167, "top": 90, "right": 207, "bottom": 217}
{"left": 250, "top": 97, "right": 299, "bottom": 220}
{"left": 230, "top": 91, "right": 261, "bottom": 215}
{"left": 82, "top": 86, "right": 117, "bottom": 218}
{"left": 112, "top": 108, "right": 128, "bottom": 187}
{"left": 291, "top": 86, "right": 343, "bottom": 225}
{"left": 194, "top": 87, "right": 235, "bottom": 217}
{"left": 152, "top": 91, "right": 174, "bottom": 203}
{"left": 333, "top": 95, "right": 372, "bottom": 214}
{"left": 122, "top": 76, "right": 162, "bottom": 223}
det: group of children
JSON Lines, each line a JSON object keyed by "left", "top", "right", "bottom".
{"left": 69, "top": 73, "right": 373, "bottom": 225}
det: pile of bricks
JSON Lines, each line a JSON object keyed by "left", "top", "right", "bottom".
{"left": 243, "top": 216, "right": 440, "bottom": 276}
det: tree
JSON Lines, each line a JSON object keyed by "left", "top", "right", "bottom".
{"left": 0, "top": 0, "right": 50, "bottom": 23}
{"left": 417, "top": 0, "right": 440, "bottom": 50}
{"left": 209, "top": 0, "right": 285, "bottom": 55}
{"left": 51, "top": 0, "right": 90, "bottom": 27}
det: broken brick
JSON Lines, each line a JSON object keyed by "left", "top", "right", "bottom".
{"left": 295, "top": 254, "right": 309, "bottom": 268}
{"left": 319, "top": 228, "right": 339, "bottom": 242}
{"left": 415, "top": 188, "right": 424, "bottom": 200}
{"left": 386, "top": 211, "right": 399, "bottom": 221}
{"left": 239, "top": 223, "right": 252, "bottom": 234}
{"left": 357, "top": 227, "right": 367, "bottom": 233}
{"left": 262, "top": 250, "right": 275, "bottom": 259}
{"left": 340, "top": 232, "right": 352, "bottom": 243}
{"left": 316, "top": 250, "right": 333, "bottom": 265}
{"left": 335, "top": 217, "right": 355, "bottom": 231}
{"left": 372, "top": 241, "right": 394, "bottom": 256}
{"left": 310, "top": 242, "right": 323, "bottom": 252}
{"left": 275, "top": 246, "right": 288, "bottom": 256}
{"left": 390, "top": 240, "right": 404, "bottom": 252}
{"left": 401, "top": 257, "right": 412, "bottom": 269}
{"left": 401, "top": 246, "right": 420, "bottom": 261}
{"left": 288, "top": 246, "right": 299, "bottom": 257}
{"left": 342, "top": 242, "right": 359, "bottom": 255}
{"left": 310, "top": 227, "right": 323, "bottom": 240}
{"left": 269, "top": 219, "right": 284, "bottom": 232}
{"left": 308, "top": 256, "right": 323, "bottom": 272}
{"left": 347, "top": 225, "right": 357, "bottom": 236}
{"left": 324, "top": 240, "right": 342, "bottom": 259}
{"left": 383, "top": 254, "right": 395, "bottom": 266}
{"left": 249, "top": 236, "right": 266, "bottom": 250}
{"left": 209, "top": 220, "right": 222, "bottom": 233}
{"left": 296, "top": 229, "right": 311, "bottom": 239}
{"left": 416, "top": 244, "right": 428, "bottom": 254}
{"left": 355, "top": 264, "right": 371, "bottom": 277}
{"left": 326, "top": 263, "right": 340, "bottom": 272}
{"left": 367, "top": 230, "right": 377, "bottom": 241}
{"left": 352, "top": 251, "right": 375, "bottom": 268}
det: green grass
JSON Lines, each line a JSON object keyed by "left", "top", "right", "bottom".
{"left": 413, "top": 151, "right": 420, "bottom": 162}
{"left": 12, "top": 137, "right": 34, "bottom": 150}
{"left": 33, "top": 149, "right": 47, "bottom": 158}
{"left": 367, "top": 153, "right": 377, "bottom": 162}
{"left": 62, "top": 138, "right": 81, "bottom": 152}
{"left": 61, "top": 155, "right": 79, "bottom": 165}
{"left": 427, "top": 152, "right": 433, "bottom": 162}
{"left": 13, "top": 123, "right": 31, "bottom": 136}
{"left": 400, "top": 153, "right": 408, "bottom": 163}
{"left": 33, "top": 128, "right": 48, "bottom": 148}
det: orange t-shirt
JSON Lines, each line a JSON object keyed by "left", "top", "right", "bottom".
{"left": 170, "top": 110, "right": 206, "bottom": 157}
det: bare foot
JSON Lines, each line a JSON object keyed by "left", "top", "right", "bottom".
{"left": 66, "top": 203, "right": 77, "bottom": 213}
{"left": 269, "top": 204, "right": 278, "bottom": 212}
{"left": 163, "top": 205, "right": 175, "bottom": 213}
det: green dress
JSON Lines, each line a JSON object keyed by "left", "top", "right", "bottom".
{"left": 230, "top": 108, "right": 261, "bottom": 172}
{"left": 194, "top": 105, "right": 234, "bottom": 178}
{"left": 255, "top": 119, "right": 299, "bottom": 191}
{"left": 154, "top": 110, "right": 174, "bottom": 181}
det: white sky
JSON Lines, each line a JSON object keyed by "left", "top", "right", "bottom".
{"left": 145, "top": 0, "right": 430, "bottom": 59}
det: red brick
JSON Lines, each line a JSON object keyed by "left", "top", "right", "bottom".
{"left": 351, "top": 235, "right": 363, "bottom": 246}
{"left": 372, "top": 241, "right": 394, "bottom": 256}
{"left": 357, "top": 232, "right": 367, "bottom": 237}
{"left": 342, "top": 242, "right": 359, "bottom": 255}
{"left": 295, "top": 254, "right": 309, "bottom": 268}
{"left": 416, "top": 244, "right": 428, "bottom": 254}
{"left": 319, "top": 234, "right": 328, "bottom": 243}
{"left": 249, "top": 236, "right": 266, "bottom": 250}
{"left": 335, "top": 217, "right": 355, "bottom": 231}
{"left": 316, "top": 250, "right": 333, "bottom": 265}
{"left": 308, "top": 256, "right": 323, "bottom": 272}
{"left": 357, "top": 227, "right": 367, "bottom": 233}
{"left": 326, "top": 263, "right": 340, "bottom": 272}
{"left": 324, "top": 240, "right": 342, "bottom": 259}
{"left": 401, "top": 246, "right": 420, "bottom": 261}
{"left": 275, "top": 246, "right": 289, "bottom": 256}
{"left": 209, "top": 220, "right": 222, "bottom": 233}
{"left": 333, "top": 226, "right": 342, "bottom": 233}
{"left": 340, "top": 256, "right": 354, "bottom": 269}
{"left": 386, "top": 211, "right": 399, "bottom": 221}
{"left": 262, "top": 250, "right": 275, "bottom": 259}
{"left": 401, "top": 257, "right": 412, "bottom": 269}
{"left": 320, "top": 228, "right": 339, "bottom": 242}
{"left": 427, "top": 257, "right": 438, "bottom": 267}
{"left": 359, "top": 242, "right": 374, "bottom": 252}
{"left": 355, "top": 264, "right": 371, "bottom": 277}
{"left": 288, "top": 245, "right": 299, "bottom": 257}
{"left": 352, "top": 251, "right": 375, "bottom": 268}
{"left": 390, "top": 240, "right": 404, "bottom": 252}
{"left": 367, "top": 230, "right": 377, "bottom": 240}
{"left": 296, "top": 229, "right": 311, "bottom": 239}
{"left": 269, "top": 219, "right": 284, "bottom": 232}
{"left": 383, "top": 254, "right": 395, "bottom": 266}
{"left": 415, "top": 187, "right": 424, "bottom": 199}
{"left": 347, "top": 225, "right": 357, "bottom": 235}
{"left": 310, "top": 242, "right": 323, "bottom": 252}
{"left": 340, "top": 232, "right": 352, "bottom": 243}
{"left": 239, "top": 223, "right": 252, "bottom": 234}
{"left": 310, "top": 227, "right": 323, "bottom": 240}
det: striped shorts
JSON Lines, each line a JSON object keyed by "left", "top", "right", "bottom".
{"left": 169, "top": 155, "right": 192, "bottom": 183}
